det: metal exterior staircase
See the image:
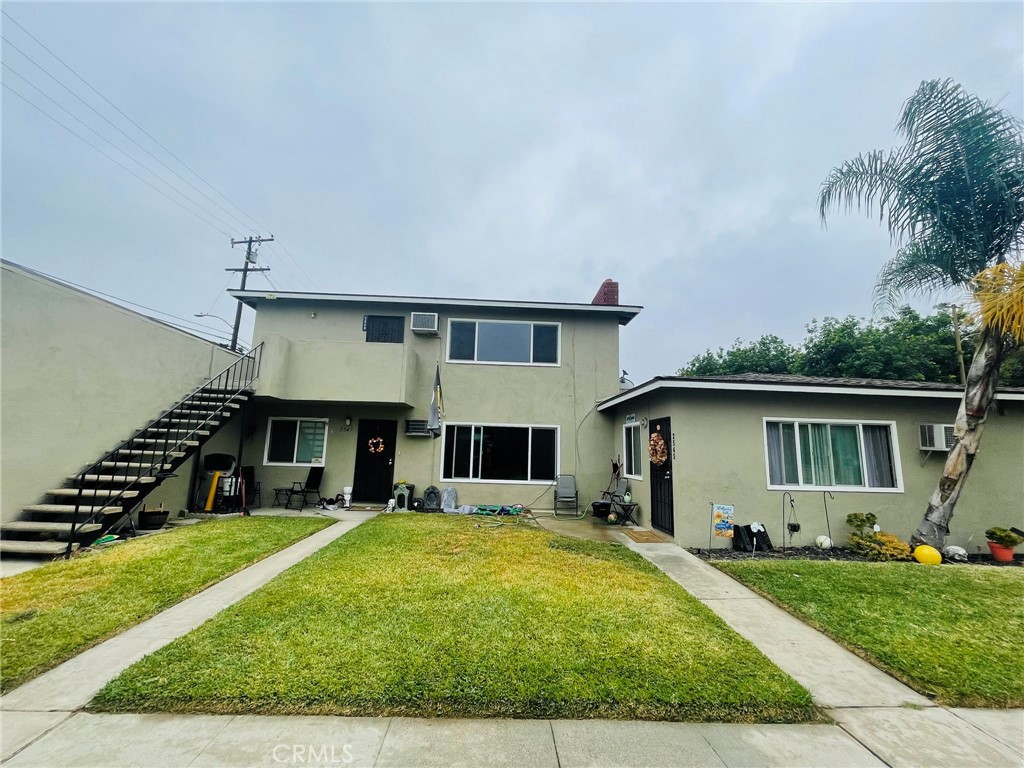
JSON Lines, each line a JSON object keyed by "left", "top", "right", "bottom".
{"left": 0, "top": 344, "right": 263, "bottom": 558}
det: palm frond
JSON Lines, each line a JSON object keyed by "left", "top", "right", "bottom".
{"left": 873, "top": 240, "right": 959, "bottom": 312}
{"left": 823, "top": 78, "right": 1024, "bottom": 306}
{"left": 973, "top": 260, "right": 1024, "bottom": 343}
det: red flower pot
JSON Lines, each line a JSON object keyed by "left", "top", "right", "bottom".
{"left": 987, "top": 541, "right": 1016, "bottom": 563}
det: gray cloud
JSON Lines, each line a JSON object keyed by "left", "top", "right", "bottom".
{"left": 3, "top": 2, "right": 1021, "bottom": 378}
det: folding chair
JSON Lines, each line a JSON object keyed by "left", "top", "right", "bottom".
{"left": 273, "top": 466, "right": 324, "bottom": 511}
{"left": 553, "top": 474, "right": 579, "bottom": 513}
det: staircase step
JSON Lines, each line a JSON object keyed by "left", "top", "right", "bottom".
{"left": 190, "top": 393, "right": 248, "bottom": 401}
{"left": 116, "top": 450, "right": 186, "bottom": 457}
{"left": 48, "top": 489, "right": 140, "bottom": 499}
{"left": 74, "top": 474, "right": 158, "bottom": 484}
{"left": 145, "top": 428, "right": 210, "bottom": 436}
{"left": 171, "top": 409, "right": 231, "bottom": 417}
{"left": 100, "top": 462, "right": 172, "bottom": 470}
{"left": 184, "top": 401, "right": 241, "bottom": 409}
{"left": 160, "top": 418, "right": 222, "bottom": 426}
{"left": 0, "top": 540, "right": 79, "bottom": 556}
{"left": 3, "top": 521, "right": 103, "bottom": 535}
{"left": 25, "top": 504, "right": 123, "bottom": 515}
{"left": 133, "top": 439, "right": 199, "bottom": 446}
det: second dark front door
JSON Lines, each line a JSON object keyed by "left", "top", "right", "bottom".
{"left": 352, "top": 419, "right": 398, "bottom": 503}
{"left": 649, "top": 417, "right": 675, "bottom": 535}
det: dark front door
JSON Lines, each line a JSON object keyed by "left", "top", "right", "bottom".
{"left": 352, "top": 419, "right": 398, "bottom": 503}
{"left": 649, "top": 417, "right": 675, "bottom": 534}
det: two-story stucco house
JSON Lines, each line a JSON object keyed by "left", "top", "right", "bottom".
{"left": 232, "top": 280, "right": 641, "bottom": 509}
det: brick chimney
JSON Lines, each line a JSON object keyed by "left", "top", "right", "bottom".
{"left": 591, "top": 279, "right": 619, "bottom": 306}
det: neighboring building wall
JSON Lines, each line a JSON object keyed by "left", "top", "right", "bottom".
{"left": 607, "top": 389, "right": 1024, "bottom": 552}
{"left": 246, "top": 299, "right": 623, "bottom": 506}
{"left": 0, "top": 262, "right": 239, "bottom": 522}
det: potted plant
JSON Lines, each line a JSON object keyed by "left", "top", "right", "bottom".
{"left": 984, "top": 528, "right": 1023, "bottom": 563}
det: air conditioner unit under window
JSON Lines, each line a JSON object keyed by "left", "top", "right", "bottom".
{"left": 410, "top": 312, "right": 439, "bottom": 335}
{"left": 919, "top": 423, "right": 956, "bottom": 451}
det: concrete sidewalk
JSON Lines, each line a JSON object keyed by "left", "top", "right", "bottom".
{"left": 3, "top": 712, "right": 888, "bottom": 768}
{"left": 623, "top": 541, "right": 1024, "bottom": 768}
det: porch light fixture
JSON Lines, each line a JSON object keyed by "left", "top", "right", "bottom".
{"left": 345, "top": 416, "right": 352, "bottom": 427}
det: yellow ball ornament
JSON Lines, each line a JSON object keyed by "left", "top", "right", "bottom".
{"left": 913, "top": 545, "right": 942, "bottom": 565}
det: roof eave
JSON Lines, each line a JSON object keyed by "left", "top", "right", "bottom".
{"left": 228, "top": 290, "right": 643, "bottom": 325}
{"left": 597, "top": 377, "right": 1024, "bottom": 410}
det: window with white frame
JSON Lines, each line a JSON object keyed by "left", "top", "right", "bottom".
{"left": 448, "top": 320, "right": 559, "bottom": 365}
{"left": 442, "top": 424, "right": 558, "bottom": 482}
{"left": 265, "top": 418, "right": 328, "bottom": 466}
{"left": 623, "top": 424, "right": 642, "bottom": 479}
{"left": 764, "top": 419, "right": 900, "bottom": 491}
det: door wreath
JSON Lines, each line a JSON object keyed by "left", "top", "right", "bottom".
{"left": 648, "top": 433, "right": 668, "bottom": 465}
{"left": 368, "top": 437, "right": 385, "bottom": 454}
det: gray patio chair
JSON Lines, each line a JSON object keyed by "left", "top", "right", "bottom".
{"left": 553, "top": 474, "right": 578, "bottom": 513}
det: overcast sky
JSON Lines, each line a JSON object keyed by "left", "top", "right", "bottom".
{"left": 4, "top": 2, "right": 1022, "bottom": 383}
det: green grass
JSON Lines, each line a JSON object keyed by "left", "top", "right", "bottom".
{"left": 1, "top": 516, "right": 332, "bottom": 693}
{"left": 714, "top": 560, "right": 1024, "bottom": 707}
{"left": 91, "top": 515, "right": 816, "bottom": 722}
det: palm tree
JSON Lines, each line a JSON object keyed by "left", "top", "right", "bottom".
{"left": 818, "top": 79, "right": 1024, "bottom": 550}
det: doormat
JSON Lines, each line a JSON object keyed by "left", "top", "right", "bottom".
{"left": 623, "top": 529, "right": 670, "bottom": 543}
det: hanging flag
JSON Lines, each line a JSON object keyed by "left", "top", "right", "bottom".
{"left": 428, "top": 362, "right": 444, "bottom": 439}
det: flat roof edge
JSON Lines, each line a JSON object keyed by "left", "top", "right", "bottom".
{"left": 597, "top": 377, "right": 1024, "bottom": 410}
{"left": 228, "top": 289, "right": 642, "bottom": 324}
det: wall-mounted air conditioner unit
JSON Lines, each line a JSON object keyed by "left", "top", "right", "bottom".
{"left": 405, "top": 419, "right": 432, "bottom": 437}
{"left": 919, "top": 423, "right": 956, "bottom": 451}
{"left": 410, "top": 312, "right": 439, "bottom": 336}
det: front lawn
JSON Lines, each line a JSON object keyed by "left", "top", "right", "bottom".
{"left": 91, "top": 515, "right": 816, "bottom": 722}
{"left": 1, "top": 516, "right": 333, "bottom": 692}
{"left": 715, "top": 560, "right": 1024, "bottom": 707}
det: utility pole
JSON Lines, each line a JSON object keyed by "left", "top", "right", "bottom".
{"left": 950, "top": 304, "right": 967, "bottom": 386}
{"left": 228, "top": 235, "right": 273, "bottom": 352}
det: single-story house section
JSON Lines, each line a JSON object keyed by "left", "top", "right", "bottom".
{"left": 597, "top": 373, "right": 1024, "bottom": 553}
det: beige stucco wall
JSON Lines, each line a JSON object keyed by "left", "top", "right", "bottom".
{"left": 245, "top": 299, "right": 623, "bottom": 506}
{"left": 605, "top": 388, "right": 1024, "bottom": 553}
{"left": 0, "top": 263, "right": 240, "bottom": 522}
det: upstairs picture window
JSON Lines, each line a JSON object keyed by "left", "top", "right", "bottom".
{"left": 364, "top": 315, "right": 405, "bottom": 343}
{"left": 623, "top": 423, "right": 642, "bottom": 479}
{"left": 442, "top": 424, "right": 558, "bottom": 482}
{"left": 764, "top": 419, "right": 900, "bottom": 491}
{"left": 448, "top": 320, "right": 559, "bottom": 365}
{"left": 265, "top": 418, "right": 328, "bottom": 466}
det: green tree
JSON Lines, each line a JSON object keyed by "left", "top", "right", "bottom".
{"left": 678, "top": 335, "right": 799, "bottom": 376}
{"left": 818, "top": 79, "right": 1024, "bottom": 549}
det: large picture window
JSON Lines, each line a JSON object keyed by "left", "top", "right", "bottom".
{"left": 442, "top": 424, "right": 558, "bottom": 482}
{"left": 623, "top": 424, "right": 642, "bottom": 479}
{"left": 265, "top": 418, "right": 328, "bottom": 466}
{"left": 764, "top": 419, "right": 900, "bottom": 491}
{"left": 448, "top": 320, "right": 559, "bottom": 365}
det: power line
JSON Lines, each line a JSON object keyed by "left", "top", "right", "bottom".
{"left": 266, "top": 241, "right": 316, "bottom": 290}
{"left": 3, "top": 82, "right": 233, "bottom": 237}
{"left": 1, "top": 31, "right": 257, "bottom": 236}
{"left": 2, "top": 62, "right": 243, "bottom": 235}
{"left": 2, "top": 9, "right": 270, "bottom": 235}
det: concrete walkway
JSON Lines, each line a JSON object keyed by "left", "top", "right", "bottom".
{"left": 623, "top": 541, "right": 1024, "bottom": 768}
{"left": 2, "top": 515, "right": 1021, "bottom": 767}
{"left": 0, "top": 511, "right": 378, "bottom": 760}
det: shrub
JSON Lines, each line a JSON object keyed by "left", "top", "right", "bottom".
{"left": 846, "top": 512, "right": 878, "bottom": 536}
{"left": 849, "top": 531, "right": 912, "bottom": 562}
{"left": 985, "top": 527, "right": 1024, "bottom": 547}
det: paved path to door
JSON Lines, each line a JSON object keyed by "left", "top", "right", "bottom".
{"left": 623, "top": 541, "right": 1024, "bottom": 768}
{"left": 0, "top": 511, "right": 379, "bottom": 761}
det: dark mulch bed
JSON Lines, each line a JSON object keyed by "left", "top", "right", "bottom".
{"left": 688, "top": 545, "right": 1021, "bottom": 567}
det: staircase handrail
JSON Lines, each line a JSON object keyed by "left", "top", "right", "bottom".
{"left": 65, "top": 343, "right": 263, "bottom": 557}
